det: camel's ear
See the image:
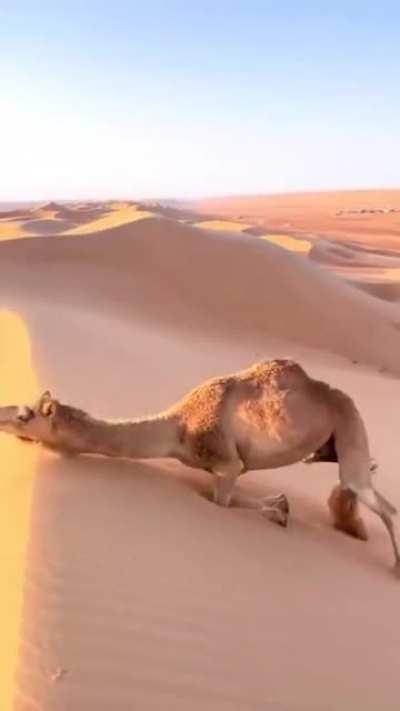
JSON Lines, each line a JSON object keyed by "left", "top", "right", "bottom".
{"left": 36, "top": 391, "right": 57, "bottom": 418}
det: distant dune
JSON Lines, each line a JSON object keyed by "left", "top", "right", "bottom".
{"left": 184, "top": 190, "right": 400, "bottom": 301}
{"left": 189, "top": 190, "right": 400, "bottom": 245}
{"left": 0, "top": 200, "right": 151, "bottom": 240}
{"left": 2, "top": 197, "right": 400, "bottom": 711}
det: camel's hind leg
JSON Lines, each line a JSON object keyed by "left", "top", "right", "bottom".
{"left": 356, "top": 487, "right": 400, "bottom": 574}
{"left": 328, "top": 485, "right": 368, "bottom": 541}
{"left": 332, "top": 393, "right": 399, "bottom": 574}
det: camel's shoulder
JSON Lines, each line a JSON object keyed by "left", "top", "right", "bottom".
{"left": 174, "top": 374, "right": 235, "bottom": 431}
{"left": 327, "top": 386, "right": 361, "bottom": 419}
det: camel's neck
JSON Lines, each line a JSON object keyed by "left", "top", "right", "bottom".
{"left": 55, "top": 414, "right": 178, "bottom": 460}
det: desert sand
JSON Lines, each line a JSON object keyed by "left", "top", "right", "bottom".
{"left": 190, "top": 190, "right": 400, "bottom": 300}
{"left": 191, "top": 190, "right": 400, "bottom": 244}
{"left": 1, "top": 199, "right": 400, "bottom": 710}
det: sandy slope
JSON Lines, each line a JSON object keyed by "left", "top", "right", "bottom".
{"left": 1, "top": 208, "right": 400, "bottom": 710}
{"left": 309, "top": 239, "right": 400, "bottom": 301}
{"left": 189, "top": 190, "right": 400, "bottom": 301}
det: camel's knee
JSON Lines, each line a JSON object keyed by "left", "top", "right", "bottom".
{"left": 212, "top": 460, "right": 243, "bottom": 507}
{"left": 213, "top": 476, "right": 234, "bottom": 507}
{"left": 328, "top": 485, "right": 368, "bottom": 541}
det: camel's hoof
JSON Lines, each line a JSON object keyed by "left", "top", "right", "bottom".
{"left": 262, "top": 493, "right": 290, "bottom": 513}
{"left": 275, "top": 511, "right": 288, "bottom": 527}
{"left": 261, "top": 501, "right": 289, "bottom": 527}
{"left": 271, "top": 493, "right": 290, "bottom": 515}
{"left": 267, "top": 509, "right": 289, "bottom": 527}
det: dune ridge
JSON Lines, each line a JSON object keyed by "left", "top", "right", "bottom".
{"left": 0, "top": 201, "right": 150, "bottom": 240}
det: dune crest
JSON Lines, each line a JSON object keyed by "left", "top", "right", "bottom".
{"left": 0, "top": 201, "right": 152, "bottom": 240}
{"left": 0, "top": 311, "right": 39, "bottom": 711}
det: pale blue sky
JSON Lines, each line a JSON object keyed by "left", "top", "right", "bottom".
{"left": 1, "top": 1, "right": 399, "bottom": 199}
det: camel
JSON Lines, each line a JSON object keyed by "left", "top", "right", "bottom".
{"left": 0, "top": 358, "right": 398, "bottom": 575}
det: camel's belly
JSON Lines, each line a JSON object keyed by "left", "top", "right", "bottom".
{"left": 240, "top": 439, "right": 321, "bottom": 470}
{"left": 236, "top": 421, "right": 332, "bottom": 471}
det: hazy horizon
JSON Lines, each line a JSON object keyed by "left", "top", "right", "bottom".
{"left": 1, "top": 1, "right": 400, "bottom": 200}
{"left": 2, "top": 186, "right": 400, "bottom": 210}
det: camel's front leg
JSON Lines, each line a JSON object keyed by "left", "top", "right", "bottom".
{"left": 231, "top": 491, "right": 290, "bottom": 527}
{"left": 212, "top": 460, "right": 243, "bottom": 507}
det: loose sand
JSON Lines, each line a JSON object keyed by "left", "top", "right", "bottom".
{"left": 1, "top": 200, "right": 400, "bottom": 710}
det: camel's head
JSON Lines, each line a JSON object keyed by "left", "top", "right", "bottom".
{"left": 0, "top": 391, "right": 60, "bottom": 445}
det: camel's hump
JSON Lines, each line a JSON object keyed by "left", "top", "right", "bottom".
{"left": 239, "top": 359, "right": 309, "bottom": 389}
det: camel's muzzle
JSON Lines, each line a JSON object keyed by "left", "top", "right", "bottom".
{"left": 0, "top": 405, "right": 34, "bottom": 432}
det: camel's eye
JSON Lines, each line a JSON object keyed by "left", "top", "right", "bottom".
{"left": 17, "top": 407, "right": 34, "bottom": 422}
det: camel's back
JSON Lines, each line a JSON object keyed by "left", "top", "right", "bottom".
{"left": 232, "top": 361, "right": 333, "bottom": 440}
{"left": 237, "top": 362, "right": 344, "bottom": 470}
{"left": 174, "top": 359, "right": 313, "bottom": 432}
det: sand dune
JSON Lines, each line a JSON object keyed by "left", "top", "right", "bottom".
{"left": 191, "top": 190, "right": 400, "bottom": 247}
{"left": 65, "top": 203, "right": 152, "bottom": 234}
{"left": 310, "top": 240, "right": 400, "bottom": 300}
{"left": 4, "top": 193, "right": 400, "bottom": 303}
{"left": 310, "top": 239, "right": 400, "bottom": 269}
{"left": 1, "top": 206, "right": 400, "bottom": 710}
{"left": 192, "top": 219, "right": 311, "bottom": 253}
{"left": 186, "top": 191, "right": 400, "bottom": 301}
{"left": 260, "top": 233, "right": 311, "bottom": 253}
{"left": 0, "top": 201, "right": 151, "bottom": 240}
{"left": 1, "top": 217, "right": 399, "bottom": 370}
{"left": 192, "top": 219, "right": 253, "bottom": 232}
